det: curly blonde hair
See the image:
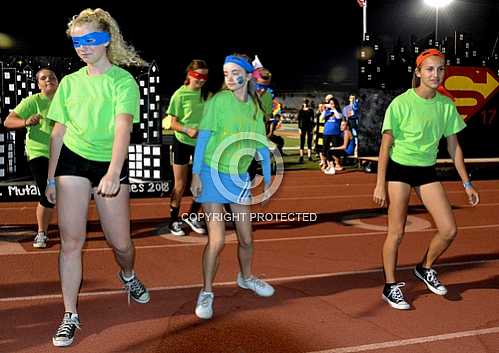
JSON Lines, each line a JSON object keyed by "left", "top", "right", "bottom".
{"left": 67, "top": 8, "right": 147, "bottom": 67}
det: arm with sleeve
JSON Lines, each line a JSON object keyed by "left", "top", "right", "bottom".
{"left": 192, "top": 129, "right": 211, "bottom": 175}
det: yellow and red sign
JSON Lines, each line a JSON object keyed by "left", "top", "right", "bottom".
{"left": 443, "top": 67, "right": 499, "bottom": 121}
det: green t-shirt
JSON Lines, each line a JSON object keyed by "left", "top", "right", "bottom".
{"left": 199, "top": 90, "right": 267, "bottom": 174}
{"left": 382, "top": 88, "right": 466, "bottom": 166}
{"left": 13, "top": 93, "right": 54, "bottom": 160}
{"left": 260, "top": 91, "right": 273, "bottom": 117}
{"left": 166, "top": 85, "right": 207, "bottom": 146}
{"left": 47, "top": 66, "right": 140, "bottom": 161}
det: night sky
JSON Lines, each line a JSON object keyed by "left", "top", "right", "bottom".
{"left": 2, "top": 0, "right": 498, "bottom": 95}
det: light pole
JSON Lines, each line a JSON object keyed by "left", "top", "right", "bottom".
{"left": 423, "top": 0, "right": 454, "bottom": 42}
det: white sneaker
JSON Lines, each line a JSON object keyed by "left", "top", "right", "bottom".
{"left": 33, "top": 231, "right": 48, "bottom": 248}
{"left": 195, "top": 290, "right": 214, "bottom": 319}
{"left": 237, "top": 272, "right": 275, "bottom": 297}
{"left": 324, "top": 166, "right": 336, "bottom": 175}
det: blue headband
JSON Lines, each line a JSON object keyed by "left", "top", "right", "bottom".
{"left": 72, "top": 31, "right": 111, "bottom": 48}
{"left": 224, "top": 55, "right": 254, "bottom": 73}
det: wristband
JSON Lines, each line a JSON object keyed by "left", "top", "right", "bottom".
{"left": 463, "top": 180, "right": 473, "bottom": 189}
{"left": 182, "top": 127, "right": 189, "bottom": 133}
{"left": 47, "top": 179, "right": 56, "bottom": 188}
{"left": 24, "top": 119, "right": 28, "bottom": 127}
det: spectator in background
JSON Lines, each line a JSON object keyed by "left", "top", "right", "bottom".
{"left": 319, "top": 97, "right": 343, "bottom": 173}
{"left": 4, "top": 68, "right": 59, "bottom": 249}
{"left": 297, "top": 98, "right": 315, "bottom": 163}
{"left": 342, "top": 93, "right": 360, "bottom": 157}
{"left": 325, "top": 119, "right": 355, "bottom": 173}
{"left": 267, "top": 113, "right": 285, "bottom": 155}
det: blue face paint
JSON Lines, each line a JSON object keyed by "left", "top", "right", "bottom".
{"left": 236, "top": 76, "right": 244, "bottom": 85}
{"left": 72, "top": 32, "right": 111, "bottom": 48}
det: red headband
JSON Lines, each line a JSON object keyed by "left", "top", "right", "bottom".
{"left": 188, "top": 70, "right": 208, "bottom": 81}
{"left": 416, "top": 48, "right": 445, "bottom": 67}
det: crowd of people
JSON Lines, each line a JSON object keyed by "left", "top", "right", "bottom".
{"left": 2, "top": 8, "right": 480, "bottom": 347}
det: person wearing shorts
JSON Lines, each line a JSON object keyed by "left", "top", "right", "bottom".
{"left": 45, "top": 8, "right": 150, "bottom": 347}
{"left": 164, "top": 59, "right": 210, "bottom": 236}
{"left": 4, "top": 68, "right": 58, "bottom": 248}
{"left": 373, "top": 48, "right": 479, "bottom": 310}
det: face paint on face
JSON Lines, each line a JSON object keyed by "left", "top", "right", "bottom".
{"left": 223, "top": 62, "right": 248, "bottom": 92}
{"left": 71, "top": 31, "right": 110, "bottom": 48}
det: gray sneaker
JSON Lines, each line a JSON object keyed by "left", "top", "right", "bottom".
{"left": 195, "top": 290, "right": 214, "bottom": 319}
{"left": 237, "top": 272, "right": 275, "bottom": 297}
{"left": 33, "top": 231, "right": 48, "bottom": 248}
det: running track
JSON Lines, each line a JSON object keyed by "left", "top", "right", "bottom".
{"left": 0, "top": 170, "right": 498, "bottom": 353}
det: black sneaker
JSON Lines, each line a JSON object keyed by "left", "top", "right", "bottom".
{"left": 382, "top": 282, "right": 410, "bottom": 310}
{"left": 414, "top": 264, "right": 448, "bottom": 295}
{"left": 118, "top": 272, "right": 150, "bottom": 304}
{"left": 308, "top": 156, "right": 314, "bottom": 161}
{"left": 168, "top": 221, "right": 185, "bottom": 236}
{"left": 299, "top": 156, "right": 304, "bottom": 164}
{"left": 52, "top": 312, "right": 80, "bottom": 347}
{"left": 184, "top": 216, "right": 207, "bottom": 234}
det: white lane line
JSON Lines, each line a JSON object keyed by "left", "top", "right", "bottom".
{"left": 1, "top": 258, "right": 498, "bottom": 303}
{"left": 308, "top": 326, "right": 499, "bottom": 353}
{"left": 2, "top": 223, "right": 499, "bottom": 256}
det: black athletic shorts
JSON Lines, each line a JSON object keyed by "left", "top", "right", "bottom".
{"left": 386, "top": 158, "right": 438, "bottom": 187}
{"left": 172, "top": 135, "right": 195, "bottom": 165}
{"left": 55, "top": 144, "right": 129, "bottom": 187}
{"left": 28, "top": 156, "right": 55, "bottom": 208}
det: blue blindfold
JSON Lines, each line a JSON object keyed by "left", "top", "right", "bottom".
{"left": 72, "top": 32, "right": 110, "bottom": 48}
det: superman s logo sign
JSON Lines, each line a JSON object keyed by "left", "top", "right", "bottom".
{"left": 443, "top": 67, "right": 499, "bottom": 121}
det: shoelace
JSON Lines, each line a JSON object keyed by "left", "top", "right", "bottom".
{"left": 388, "top": 282, "right": 406, "bottom": 302}
{"left": 123, "top": 277, "right": 145, "bottom": 305}
{"left": 198, "top": 292, "right": 213, "bottom": 307}
{"left": 55, "top": 316, "right": 80, "bottom": 337}
{"left": 34, "top": 233, "right": 47, "bottom": 241}
{"left": 246, "top": 277, "right": 267, "bottom": 289}
{"left": 426, "top": 269, "right": 442, "bottom": 287}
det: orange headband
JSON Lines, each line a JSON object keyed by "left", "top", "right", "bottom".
{"left": 416, "top": 48, "right": 445, "bottom": 67}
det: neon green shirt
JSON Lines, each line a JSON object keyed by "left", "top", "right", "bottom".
{"left": 166, "top": 85, "right": 207, "bottom": 146}
{"left": 13, "top": 93, "right": 54, "bottom": 160}
{"left": 47, "top": 66, "right": 140, "bottom": 161}
{"left": 382, "top": 88, "right": 466, "bottom": 166}
{"left": 260, "top": 91, "right": 273, "bottom": 117}
{"left": 199, "top": 90, "right": 267, "bottom": 174}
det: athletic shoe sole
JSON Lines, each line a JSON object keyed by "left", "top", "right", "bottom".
{"left": 52, "top": 337, "right": 74, "bottom": 347}
{"left": 382, "top": 294, "right": 410, "bottom": 310}
{"left": 33, "top": 243, "right": 47, "bottom": 248}
{"left": 184, "top": 219, "right": 207, "bottom": 234}
{"left": 413, "top": 269, "right": 448, "bottom": 296}
{"left": 195, "top": 307, "right": 213, "bottom": 320}
{"left": 168, "top": 228, "right": 185, "bottom": 236}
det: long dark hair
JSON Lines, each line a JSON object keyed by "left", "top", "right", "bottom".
{"left": 184, "top": 59, "right": 210, "bottom": 101}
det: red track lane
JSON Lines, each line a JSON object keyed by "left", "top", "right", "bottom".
{"left": 1, "top": 170, "right": 498, "bottom": 353}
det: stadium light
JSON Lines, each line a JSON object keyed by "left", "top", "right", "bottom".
{"left": 423, "top": 0, "right": 454, "bottom": 42}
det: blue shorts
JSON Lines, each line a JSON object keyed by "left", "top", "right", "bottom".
{"left": 196, "top": 163, "right": 251, "bottom": 204}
